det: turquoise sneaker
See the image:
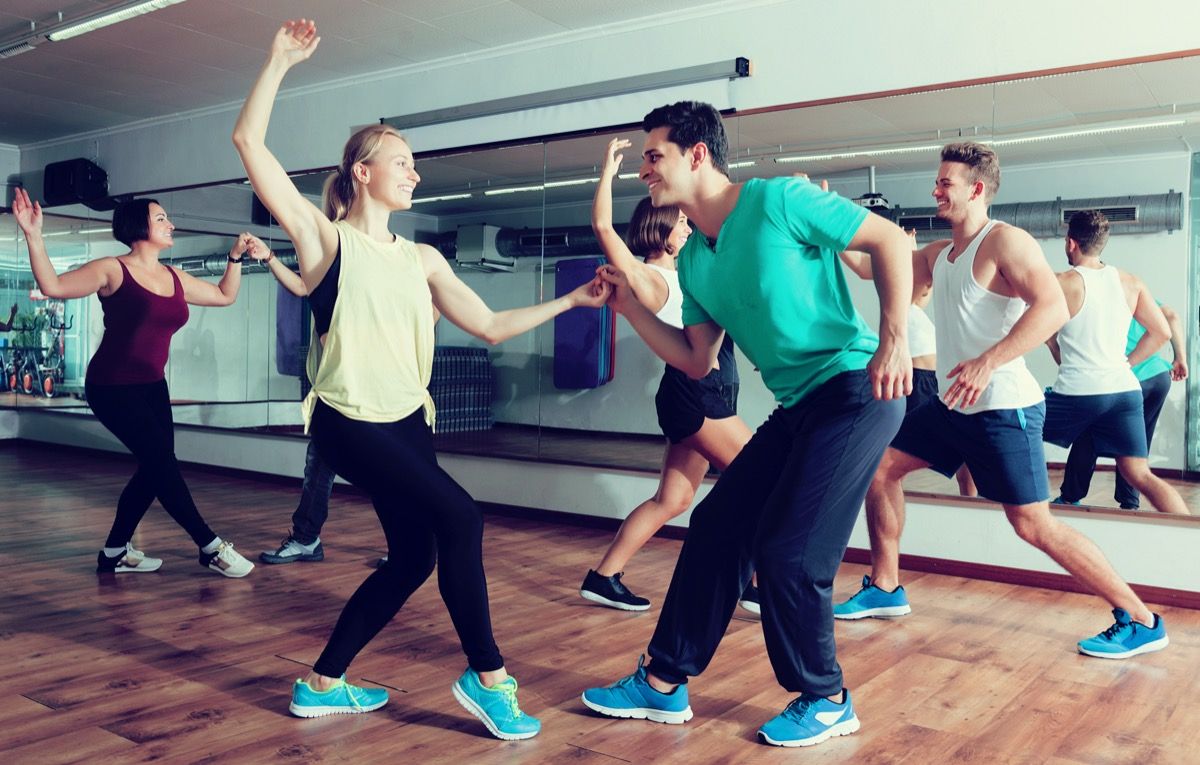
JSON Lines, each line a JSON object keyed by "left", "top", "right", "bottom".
{"left": 581, "top": 656, "right": 693, "bottom": 724}
{"left": 833, "top": 575, "right": 911, "bottom": 620}
{"left": 1078, "top": 608, "right": 1169, "bottom": 659}
{"left": 288, "top": 675, "right": 388, "bottom": 718}
{"left": 758, "top": 690, "right": 860, "bottom": 747}
{"left": 452, "top": 668, "right": 541, "bottom": 741}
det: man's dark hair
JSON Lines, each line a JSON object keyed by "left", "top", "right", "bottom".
{"left": 112, "top": 198, "right": 160, "bottom": 247}
{"left": 1067, "top": 209, "right": 1110, "bottom": 255}
{"left": 642, "top": 101, "right": 729, "bottom": 176}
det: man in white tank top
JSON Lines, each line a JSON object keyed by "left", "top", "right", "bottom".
{"left": 835, "top": 143, "right": 1169, "bottom": 660}
{"left": 1043, "top": 211, "right": 1188, "bottom": 516}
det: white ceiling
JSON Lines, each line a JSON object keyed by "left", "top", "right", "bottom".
{"left": 0, "top": 0, "right": 725, "bottom": 145}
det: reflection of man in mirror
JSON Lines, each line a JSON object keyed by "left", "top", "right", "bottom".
{"left": 586, "top": 100, "right": 915, "bottom": 748}
{"left": 838, "top": 142, "right": 1170, "bottom": 662}
{"left": 1044, "top": 210, "right": 1190, "bottom": 516}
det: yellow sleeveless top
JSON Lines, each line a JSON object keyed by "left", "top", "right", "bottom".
{"left": 302, "top": 220, "right": 435, "bottom": 432}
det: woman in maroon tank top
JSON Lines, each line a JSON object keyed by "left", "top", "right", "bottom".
{"left": 13, "top": 189, "right": 266, "bottom": 578}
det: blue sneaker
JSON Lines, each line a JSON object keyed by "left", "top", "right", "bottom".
{"left": 1052, "top": 495, "right": 1082, "bottom": 506}
{"left": 452, "top": 668, "right": 541, "bottom": 740}
{"left": 833, "top": 575, "right": 911, "bottom": 620}
{"left": 758, "top": 690, "right": 860, "bottom": 747}
{"left": 1078, "top": 608, "right": 1169, "bottom": 659}
{"left": 581, "top": 656, "right": 693, "bottom": 724}
{"left": 288, "top": 675, "right": 388, "bottom": 718}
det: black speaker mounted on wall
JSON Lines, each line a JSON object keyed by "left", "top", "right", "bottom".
{"left": 43, "top": 158, "right": 110, "bottom": 209}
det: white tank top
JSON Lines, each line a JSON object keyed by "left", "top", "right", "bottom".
{"left": 932, "top": 219, "right": 1044, "bottom": 413}
{"left": 1052, "top": 265, "right": 1139, "bottom": 396}
{"left": 908, "top": 303, "right": 936, "bottom": 358}
{"left": 645, "top": 262, "right": 683, "bottom": 330}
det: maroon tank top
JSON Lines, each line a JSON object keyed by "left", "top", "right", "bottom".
{"left": 86, "top": 260, "right": 189, "bottom": 385}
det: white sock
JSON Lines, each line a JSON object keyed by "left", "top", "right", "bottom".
{"left": 201, "top": 536, "right": 224, "bottom": 554}
{"left": 103, "top": 546, "right": 126, "bottom": 558}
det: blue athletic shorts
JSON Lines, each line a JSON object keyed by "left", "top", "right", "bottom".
{"left": 1042, "top": 390, "right": 1147, "bottom": 458}
{"left": 891, "top": 399, "right": 1049, "bottom": 505}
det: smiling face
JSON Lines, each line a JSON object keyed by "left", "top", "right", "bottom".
{"left": 640, "top": 126, "right": 694, "bottom": 208}
{"left": 145, "top": 203, "right": 174, "bottom": 249}
{"left": 359, "top": 134, "right": 420, "bottom": 211}
{"left": 666, "top": 210, "right": 692, "bottom": 256}
{"left": 931, "top": 161, "right": 982, "bottom": 223}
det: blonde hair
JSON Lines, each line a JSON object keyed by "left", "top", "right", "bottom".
{"left": 322, "top": 124, "right": 409, "bottom": 221}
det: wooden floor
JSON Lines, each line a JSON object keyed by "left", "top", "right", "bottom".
{"left": 3, "top": 442, "right": 1199, "bottom": 764}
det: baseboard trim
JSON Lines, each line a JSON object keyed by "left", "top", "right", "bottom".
{"left": 841, "top": 547, "right": 1200, "bottom": 610}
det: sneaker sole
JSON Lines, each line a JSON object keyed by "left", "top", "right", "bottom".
{"left": 738, "top": 600, "right": 761, "bottom": 616}
{"left": 288, "top": 698, "right": 388, "bottom": 718}
{"left": 451, "top": 680, "right": 539, "bottom": 740}
{"left": 207, "top": 562, "right": 254, "bottom": 578}
{"left": 579, "top": 589, "right": 650, "bottom": 612}
{"left": 833, "top": 605, "right": 911, "bottom": 620}
{"left": 580, "top": 693, "right": 693, "bottom": 724}
{"left": 1078, "top": 634, "right": 1169, "bottom": 659}
{"left": 758, "top": 716, "right": 860, "bottom": 747}
{"left": 259, "top": 552, "right": 324, "bottom": 564}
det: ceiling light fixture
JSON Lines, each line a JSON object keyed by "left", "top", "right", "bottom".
{"left": 46, "top": 0, "right": 187, "bottom": 42}
{"left": 773, "top": 118, "right": 1189, "bottom": 165}
{"left": 411, "top": 193, "right": 474, "bottom": 204}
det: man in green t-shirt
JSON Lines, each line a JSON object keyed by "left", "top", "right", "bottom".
{"left": 582, "top": 100, "right": 915, "bottom": 749}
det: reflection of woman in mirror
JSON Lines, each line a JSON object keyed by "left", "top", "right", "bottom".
{"left": 233, "top": 18, "right": 608, "bottom": 735}
{"left": 580, "top": 137, "right": 753, "bottom": 613}
{"left": 1043, "top": 210, "right": 1189, "bottom": 515}
{"left": 0, "top": 303, "right": 17, "bottom": 331}
{"left": 12, "top": 187, "right": 259, "bottom": 578}
{"left": 838, "top": 226, "right": 977, "bottom": 497}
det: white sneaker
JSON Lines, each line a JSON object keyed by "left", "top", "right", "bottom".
{"left": 97, "top": 543, "right": 162, "bottom": 574}
{"left": 200, "top": 541, "right": 254, "bottom": 578}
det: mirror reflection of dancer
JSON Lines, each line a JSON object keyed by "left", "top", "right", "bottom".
{"left": 579, "top": 138, "right": 753, "bottom": 613}
{"left": 13, "top": 188, "right": 257, "bottom": 578}
{"left": 234, "top": 19, "right": 609, "bottom": 738}
{"left": 0, "top": 303, "right": 16, "bottom": 331}
{"left": 258, "top": 251, "right": 439, "bottom": 567}
{"left": 583, "top": 101, "right": 913, "bottom": 749}
{"left": 836, "top": 143, "right": 1169, "bottom": 661}
{"left": 1043, "top": 211, "right": 1189, "bottom": 516}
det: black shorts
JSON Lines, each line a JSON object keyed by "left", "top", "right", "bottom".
{"left": 655, "top": 365, "right": 739, "bottom": 443}
{"left": 907, "top": 368, "right": 939, "bottom": 414}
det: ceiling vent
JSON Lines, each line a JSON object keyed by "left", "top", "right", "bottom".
{"left": 455, "top": 224, "right": 515, "bottom": 273}
{"left": 1061, "top": 205, "right": 1138, "bottom": 224}
{"left": 0, "top": 41, "right": 35, "bottom": 59}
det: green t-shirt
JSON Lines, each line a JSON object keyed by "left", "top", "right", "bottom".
{"left": 1127, "top": 309, "right": 1173, "bottom": 381}
{"left": 677, "top": 177, "right": 876, "bottom": 408}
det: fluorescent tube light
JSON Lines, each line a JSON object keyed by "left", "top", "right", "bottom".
{"left": 47, "top": 0, "right": 187, "bottom": 42}
{"left": 411, "top": 193, "right": 473, "bottom": 204}
{"left": 987, "top": 119, "right": 1186, "bottom": 147}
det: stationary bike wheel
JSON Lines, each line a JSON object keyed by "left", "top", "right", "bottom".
{"left": 43, "top": 376, "right": 55, "bottom": 397}
{"left": 22, "top": 372, "right": 33, "bottom": 394}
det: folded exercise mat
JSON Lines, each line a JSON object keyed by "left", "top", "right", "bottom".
{"left": 430, "top": 346, "right": 495, "bottom": 433}
{"left": 275, "top": 283, "right": 305, "bottom": 377}
{"left": 554, "top": 256, "right": 615, "bottom": 389}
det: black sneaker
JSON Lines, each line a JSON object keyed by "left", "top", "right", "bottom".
{"left": 738, "top": 583, "right": 761, "bottom": 615}
{"left": 260, "top": 536, "right": 324, "bottom": 564}
{"left": 580, "top": 570, "right": 650, "bottom": 611}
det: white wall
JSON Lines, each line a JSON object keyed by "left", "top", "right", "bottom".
{"left": 17, "top": 408, "right": 1200, "bottom": 593}
{"left": 17, "top": 1, "right": 1200, "bottom": 194}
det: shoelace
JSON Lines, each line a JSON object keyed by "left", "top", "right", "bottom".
{"left": 495, "top": 681, "right": 522, "bottom": 718}
{"left": 782, "top": 695, "right": 817, "bottom": 722}
{"left": 1100, "top": 620, "right": 1134, "bottom": 641}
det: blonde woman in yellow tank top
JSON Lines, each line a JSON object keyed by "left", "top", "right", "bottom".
{"left": 233, "top": 19, "right": 609, "bottom": 739}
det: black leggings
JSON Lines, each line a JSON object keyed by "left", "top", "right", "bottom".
{"left": 309, "top": 400, "right": 503, "bottom": 677}
{"left": 85, "top": 380, "right": 216, "bottom": 549}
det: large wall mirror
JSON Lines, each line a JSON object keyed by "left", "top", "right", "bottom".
{"left": 6, "top": 54, "right": 1197, "bottom": 524}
